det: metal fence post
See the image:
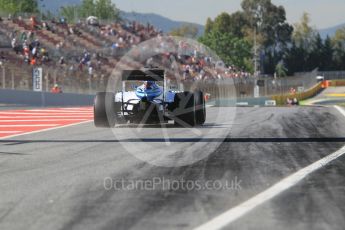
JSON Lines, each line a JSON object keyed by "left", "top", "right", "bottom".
{"left": 46, "top": 75, "right": 49, "bottom": 92}
{"left": 265, "top": 79, "right": 268, "bottom": 96}
{"left": 1, "top": 66, "right": 5, "bottom": 89}
{"left": 89, "top": 74, "right": 92, "bottom": 94}
{"left": 54, "top": 69, "right": 57, "bottom": 86}
{"left": 11, "top": 70, "right": 14, "bottom": 89}
{"left": 45, "top": 70, "right": 49, "bottom": 92}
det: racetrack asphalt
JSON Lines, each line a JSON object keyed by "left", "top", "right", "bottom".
{"left": 1, "top": 106, "right": 345, "bottom": 230}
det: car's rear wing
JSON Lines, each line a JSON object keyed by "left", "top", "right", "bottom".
{"left": 122, "top": 69, "right": 165, "bottom": 81}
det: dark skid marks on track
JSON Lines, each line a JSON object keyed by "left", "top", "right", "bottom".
{"left": 57, "top": 107, "right": 345, "bottom": 230}
{"left": 2, "top": 137, "right": 345, "bottom": 145}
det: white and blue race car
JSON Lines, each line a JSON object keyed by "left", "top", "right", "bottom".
{"left": 94, "top": 69, "right": 206, "bottom": 127}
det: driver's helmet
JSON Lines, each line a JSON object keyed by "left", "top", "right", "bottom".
{"left": 136, "top": 81, "right": 162, "bottom": 101}
{"left": 143, "top": 81, "right": 155, "bottom": 89}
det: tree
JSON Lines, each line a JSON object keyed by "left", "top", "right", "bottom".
{"left": 170, "top": 24, "right": 199, "bottom": 38}
{"left": 0, "top": 0, "right": 39, "bottom": 14}
{"left": 60, "top": 5, "right": 79, "bottom": 23}
{"left": 332, "top": 27, "right": 345, "bottom": 70}
{"left": 199, "top": 31, "right": 252, "bottom": 71}
{"left": 77, "top": 0, "right": 119, "bottom": 21}
{"left": 293, "top": 12, "right": 317, "bottom": 51}
{"left": 322, "top": 36, "right": 334, "bottom": 70}
{"left": 282, "top": 12, "right": 324, "bottom": 74}
{"left": 333, "top": 45, "right": 345, "bottom": 70}
{"left": 201, "top": 0, "right": 295, "bottom": 74}
{"left": 94, "top": 0, "right": 119, "bottom": 20}
{"left": 212, "top": 12, "right": 232, "bottom": 34}
{"left": 307, "top": 33, "right": 323, "bottom": 70}
{"left": 241, "top": 0, "right": 293, "bottom": 49}
{"left": 18, "top": 0, "right": 39, "bottom": 13}
{"left": 332, "top": 26, "right": 345, "bottom": 46}
{"left": 275, "top": 61, "right": 287, "bottom": 77}
{"left": 79, "top": 0, "right": 95, "bottom": 17}
{"left": 228, "top": 11, "right": 248, "bottom": 38}
{"left": 285, "top": 40, "right": 308, "bottom": 74}
{"left": 240, "top": 0, "right": 293, "bottom": 74}
{"left": 204, "top": 17, "right": 214, "bottom": 34}
{"left": 209, "top": 11, "right": 249, "bottom": 38}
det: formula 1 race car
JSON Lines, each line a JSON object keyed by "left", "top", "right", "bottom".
{"left": 94, "top": 69, "right": 206, "bottom": 127}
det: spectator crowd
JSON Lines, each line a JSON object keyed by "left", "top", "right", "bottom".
{"left": 0, "top": 14, "right": 253, "bottom": 88}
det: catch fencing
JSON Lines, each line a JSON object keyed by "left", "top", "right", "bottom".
{"left": 0, "top": 64, "right": 323, "bottom": 99}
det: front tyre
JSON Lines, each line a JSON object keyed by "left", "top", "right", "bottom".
{"left": 94, "top": 92, "right": 116, "bottom": 128}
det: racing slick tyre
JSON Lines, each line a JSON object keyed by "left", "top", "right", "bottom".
{"left": 194, "top": 91, "right": 206, "bottom": 125}
{"left": 94, "top": 92, "right": 116, "bottom": 128}
{"left": 173, "top": 92, "right": 196, "bottom": 127}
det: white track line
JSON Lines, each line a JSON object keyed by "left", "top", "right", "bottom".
{"left": 30, "top": 109, "right": 92, "bottom": 113}
{"left": 194, "top": 106, "right": 345, "bottom": 230}
{"left": 334, "top": 105, "right": 345, "bottom": 117}
{"left": 0, "top": 131, "right": 21, "bottom": 134}
{"left": 0, "top": 112, "right": 93, "bottom": 115}
{"left": 0, "top": 119, "right": 89, "bottom": 122}
{"left": 0, "top": 124, "right": 58, "bottom": 127}
{"left": 55, "top": 109, "right": 92, "bottom": 112}
{"left": 0, "top": 120, "right": 93, "bottom": 140}
{"left": 0, "top": 116, "right": 93, "bottom": 118}
{"left": 56, "top": 107, "right": 92, "bottom": 110}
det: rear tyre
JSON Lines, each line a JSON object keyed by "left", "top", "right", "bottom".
{"left": 194, "top": 91, "right": 206, "bottom": 125}
{"left": 173, "top": 92, "right": 196, "bottom": 127}
{"left": 94, "top": 92, "right": 116, "bottom": 128}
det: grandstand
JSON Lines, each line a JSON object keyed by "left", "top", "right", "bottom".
{"left": 0, "top": 14, "right": 253, "bottom": 96}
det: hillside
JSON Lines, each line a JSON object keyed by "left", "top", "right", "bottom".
{"left": 319, "top": 23, "right": 345, "bottom": 39}
{"left": 40, "top": 0, "right": 81, "bottom": 13}
{"left": 120, "top": 11, "right": 204, "bottom": 36}
{"left": 41, "top": 0, "right": 343, "bottom": 39}
{"left": 39, "top": 0, "right": 204, "bottom": 36}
